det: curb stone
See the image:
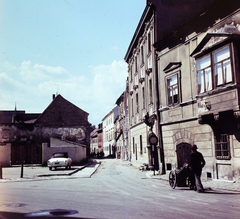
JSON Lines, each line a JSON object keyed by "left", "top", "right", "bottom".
{"left": 0, "top": 161, "right": 99, "bottom": 183}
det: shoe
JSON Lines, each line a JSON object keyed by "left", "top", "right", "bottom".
{"left": 197, "top": 189, "right": 204, "bottom": 193}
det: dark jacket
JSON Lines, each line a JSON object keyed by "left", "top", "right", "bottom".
{"left": 189, "top": 151, "right": 205, "bottom": 171}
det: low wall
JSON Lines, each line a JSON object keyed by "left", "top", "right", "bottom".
{"left": 0, "top": 143, "right": 11, "bottom": 166}
{"left": 42, "top": 138, "right": 86, "bottom": 165}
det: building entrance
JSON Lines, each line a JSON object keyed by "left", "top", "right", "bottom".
{"left": 176, "top": 143, "right": 191, "bottom": 168}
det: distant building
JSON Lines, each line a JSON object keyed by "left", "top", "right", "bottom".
{"left": 115, "top": 90, "right": 129, "bottom": 160}
{"left": 97, "top": 123, "right": 103, "bottom": 155}
{"left": 0, "top": 94, "right": 92, "bottom": 166}
{"left": 90, "top": 126, "right": 98, "bottom": 155}
{"left": 102, "top": 107, "right": 118, "bottom": 157}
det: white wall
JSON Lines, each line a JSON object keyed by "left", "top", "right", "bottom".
{"left": 42, "top": 138, "right": 86, "bottom": 165}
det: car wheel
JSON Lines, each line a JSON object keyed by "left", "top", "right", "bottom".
{"left": 49, "top": 167, "right": 52, "bottom": 170}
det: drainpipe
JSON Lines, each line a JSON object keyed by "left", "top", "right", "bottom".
{"left": 155, "top": 51, "right": 165, "bottom": 174}
{"left": 153, "top": 9, "right": 165, "bottom": 175}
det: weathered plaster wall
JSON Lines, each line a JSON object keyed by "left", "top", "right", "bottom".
{"left": 0, "top": 143, "right": 11, "bottom": 166}
{"left": 162, "top": 120, "right": 214, "bottom": 178}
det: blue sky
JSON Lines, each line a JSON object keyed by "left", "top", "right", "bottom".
{"left": 0, "top": 0, "right": 146, "bottom": 126}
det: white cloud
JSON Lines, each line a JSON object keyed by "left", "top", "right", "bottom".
{"left": 0, "top": 60, "right": 128, "bottom": 125}
{"left": 20, "top": 61, "right": 69, "bottom": 83}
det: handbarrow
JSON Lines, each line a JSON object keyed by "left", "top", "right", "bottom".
{"left": 169, "top": 163, "right": 195, "bottom": 189}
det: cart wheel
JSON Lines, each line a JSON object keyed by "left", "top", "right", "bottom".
{"left": 169, "top": 170, "right": 177, "bottom": 189}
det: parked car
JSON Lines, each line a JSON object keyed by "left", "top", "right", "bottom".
{"left": 47, "top": 152, "right": 72, "bottom": 170}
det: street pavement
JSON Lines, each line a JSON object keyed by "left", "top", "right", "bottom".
{"left": 1, "top": 158, "right": 240, "bottom": 219}
{"left": 1, "top": 159, "right": 240, "bottom": 193}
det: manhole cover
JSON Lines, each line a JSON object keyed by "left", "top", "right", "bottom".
{"left": 24, "top": 209, "right": 78, "bottom": 217}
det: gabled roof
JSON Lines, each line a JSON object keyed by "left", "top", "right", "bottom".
{"left": 35, "top": 94, "right": 90, "bottom": 127}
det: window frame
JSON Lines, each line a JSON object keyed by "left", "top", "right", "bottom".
{"left": 148, "top": 32, "right": 151, "bottom": 54}
{"left": 140, "top": 135, "right": 143, "bottom": 155}
{"left": 196, "top": 44, "right": 234, "bottom": 94}
{"left": 142, "top": 87, "right": 145, "bottom": 109}
{"left": 166, "top": 72, "right": 180, "bottom": 106}
{"left": 131, "top": 98, "right": 134, "bottom": 117}
{"left": 215, "top": 133, "right": 231, "bottom": 160}
{"left": 135, "top": 56, "right": 138, "bottom": 73}
{"left": 149, "top": 79, "right": 153, "bottom": 104}
{"left": 136, "top": 93, "right": 139, "bottom": 113}
{"left": 141, "top": 45, "right": 144, "bottom": 65}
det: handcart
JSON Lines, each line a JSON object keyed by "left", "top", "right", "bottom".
{"left": 169, "top": 163, "right": 195, "bottom": 189}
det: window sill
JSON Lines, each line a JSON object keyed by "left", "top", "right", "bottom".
{"left": 180, "top": 99, "right": 197, "bottom": 106}
{"left": 216, "top": 157, "right": 231, "bottom": 160}
{"left": 196, "top": 83, "right": 237, "bottom": 98}
{"left": 159, "top": 103, "right": 181, "bottom": 112}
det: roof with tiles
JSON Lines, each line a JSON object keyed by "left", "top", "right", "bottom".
{"left": 34, "top": 94, "right": 90, "bottom": 127}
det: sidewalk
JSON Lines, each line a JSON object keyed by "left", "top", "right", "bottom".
{"left": 0, "top": 160, "right": 101, "bottom": 183}
{"left": 146, "top": 171, "right": 240, "bottom": 192}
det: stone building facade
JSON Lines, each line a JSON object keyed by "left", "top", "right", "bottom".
{"left": 102, "top": 109, "right": 115, "bottom": 157}
{"left": 153, "top": 0, "right": 240, "bottom": 180}
{"left": 118, "top": 0, "right": 240, "bottom": 180}
{"left": 124, "top": 3, "right": 161, "bottom": 170}
{"left": 115, "top": 91, "right": 129, "bottom": 160}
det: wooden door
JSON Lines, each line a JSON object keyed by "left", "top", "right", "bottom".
{"left": 176, "top": 143, "right": 191, "bottom": 168}
{"left": 11, "top": 143, "right": 42, "bottom": 164}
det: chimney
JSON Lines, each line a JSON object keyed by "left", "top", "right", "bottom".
{"left": 52, "top": 94, "right": 55, "bottom": 100}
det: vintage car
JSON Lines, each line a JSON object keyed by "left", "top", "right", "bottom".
{"left": 47, "top": 152, "right": 72, "bottom": 170}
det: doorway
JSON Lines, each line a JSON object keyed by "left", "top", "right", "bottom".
{"left": 176, "top": 143, "right": 191, "bottom": 168}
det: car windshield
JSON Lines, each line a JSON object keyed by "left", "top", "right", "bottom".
{"left": 52, "top": 153, "right": 68, "bottom": 158}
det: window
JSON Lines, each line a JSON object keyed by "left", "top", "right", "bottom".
{"left": 136, "top": 93, "right": 139, "bottom": 113}
{"left": 215, "top": 133, "right": 230, "bottom": 159}
{"left": 141, "top": 46, "right": 144, "bottom": 64}
{"left": 167, "top": 75, "right": 179, "bottom": 105}
{"left": 130, "top": 65, "right": 132, "bottom": 81}
{"left": 142, "top": 87, "right": 145, "bottom": 109}
{"left": 132, "top": 98, "right": 134, "bottom": 117}
{"left": 197, "top": 45, "right": 233, "bottom": 94}
{"left": 197, "top": 55, "right": 212, "bottom": 93}
{"left": 148, "top": 32, "right": 151, "bottom": 53}
{"left": 140, "top": 135, "right": 143, "bottom": 155}
{"left": 149, "top": 79, "right": 153, "bottom": 103}
{"left": 133, "top": 137, "right": 135, "bottom": 154}
{"left": 214, "top": 46, "right": 232, "bottom": 86}
{"left": 135, "top": 56, "right": 138, "bottom": 72}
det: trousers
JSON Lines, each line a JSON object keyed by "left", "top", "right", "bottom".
{"left": 192, "top": 168, "right": 204, "bottom": 191}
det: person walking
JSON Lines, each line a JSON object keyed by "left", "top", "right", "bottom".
{"left": 189, "top": 144, "right": 205, "bottom": 193}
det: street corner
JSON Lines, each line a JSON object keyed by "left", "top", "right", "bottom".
{"left": 73, "top": 160, "right": 102, "bottom": 178}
